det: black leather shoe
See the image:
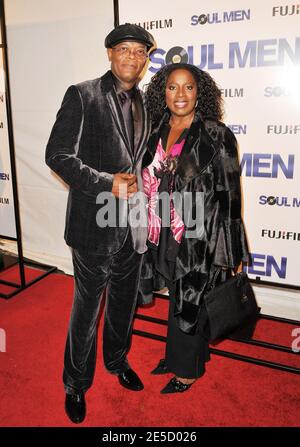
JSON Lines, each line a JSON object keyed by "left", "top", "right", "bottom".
{"left": 118, "top": 368, "right": 144, "bottom": 391}
{"left": 151, "top": 358, "right": 170, "bottom": 375}
{"left": 160, "top": 377, "right": 196, "bottom": 394}
{"left": 65, "top": 392, "right": 86, "bottom": 423}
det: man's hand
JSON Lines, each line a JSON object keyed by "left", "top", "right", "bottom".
{"left": 111, "top": 173, "right": 137, "bottom": 199}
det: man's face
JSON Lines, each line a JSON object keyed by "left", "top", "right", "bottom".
{"left": 107, "top": 41, "right": 148, "bottom": 84}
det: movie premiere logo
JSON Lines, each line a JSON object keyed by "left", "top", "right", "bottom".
{"left": 228, "top": 124, "right": 247, "bottom": 135}
{"left": 272, "top": 4, "right": 300, "bottom": 16}
{"left": 261, "top": 229, "right": 300, "bottom": 241}
{"left": 259, "top": 195, "right": 300, "bottom": 207}
{"left": 136, "top": 18, "right": 173, "bottom": 30}
{"left": 220, "top": 88, "right": 244, "bottom": 98}
{"left": 0, "top": 173, "right": 10, "bottom": 181}
{"left": 264, "top": 86, "right": 293, "bottom": 97}
{"left": 240, "top": 154, "right": 294, "bottom": 178}
{"left": 245, "top": 252, "right": 287, "bottom": 278}
{"left": 0, "top": 174, "right": 10, "bottom": 206}
{"left": 148, "top": 38, "right": 300, "bottom": 73}
{"left": 267, "top": 125, "right": 300, "bottom": 134}
{"left": 191, "top": 9, "right": 250, "bottom": 25}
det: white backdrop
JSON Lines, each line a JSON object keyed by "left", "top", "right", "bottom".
{"left": 0, "top": 1, "right": 299, "bottom": 317}
{"left": 120, "top": 0, "right": 300, "bottom": 287}
{"left": 0, "top": 23, "right": 16, "bottom": 238}
{"left": 0, "top": 0, "right": 114, "bottom": 272}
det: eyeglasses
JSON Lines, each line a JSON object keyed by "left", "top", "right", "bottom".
{"left": 111, "top": 45, "right": 148, "bottom": 60}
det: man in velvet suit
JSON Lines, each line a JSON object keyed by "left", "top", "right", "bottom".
{"left": 45, "top": 24, "right": 154, "bottom": 424}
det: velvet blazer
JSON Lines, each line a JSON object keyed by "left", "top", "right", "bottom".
{"left": 140, "top": 112, "right": 249, "bottom": 333}
{"left": 46, "top": 70, "right": 151, "bottom": 255}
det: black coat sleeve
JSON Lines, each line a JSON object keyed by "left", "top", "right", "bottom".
{"left": 45, "top": 85, "right": 114, "bottom": 197}
{"left": 212, "top": 126, "right": 249, "bottom": 268}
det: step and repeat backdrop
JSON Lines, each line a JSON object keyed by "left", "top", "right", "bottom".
{"left": 119, "top": 0, "right": 299, "bottom": 287}
{"left": 0, "top": 14, "right": 16, "bottom": 239}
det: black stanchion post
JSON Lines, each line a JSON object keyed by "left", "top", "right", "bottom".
{"left": 113, "top": 0, "right": 119, "bottom": 27}
{"left": 0, "top": 0, "right": 26, "bottom": 288}
{"left": 0, "top": 0, "right": 57, "bottom": 298}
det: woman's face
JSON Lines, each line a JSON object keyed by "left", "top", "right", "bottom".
{"left": 165, "top": 69, "right": 197, "bottom": 119}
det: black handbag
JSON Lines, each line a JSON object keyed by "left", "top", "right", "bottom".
{"left": 204, "top": 270, "right": 260, "bottom": 342}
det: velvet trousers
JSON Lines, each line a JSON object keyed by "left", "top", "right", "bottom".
{"left": 63, "top": 230, "right": 143, "bottom": 394}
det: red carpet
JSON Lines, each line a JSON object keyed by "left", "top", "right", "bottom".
{"left": 0, "top": 265, "right": 299, "bottom": 427}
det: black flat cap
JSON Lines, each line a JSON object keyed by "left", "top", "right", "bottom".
{"left": 105, "top": 23, "right": 155, "bottom": 51}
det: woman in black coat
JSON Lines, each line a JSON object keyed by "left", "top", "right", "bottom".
{"left": 139, "top": 63, "right": 249, "bottom": 393}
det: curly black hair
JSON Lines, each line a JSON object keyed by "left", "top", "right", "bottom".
{"left": 144, "top": 63, "right": 224, "bottom": 123}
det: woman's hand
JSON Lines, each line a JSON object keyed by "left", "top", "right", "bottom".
{"left": 233, "top": 262, "right": 244, "bottom": 275}
{"left": 220, "top": 262, "right": 243, "bottom": 275}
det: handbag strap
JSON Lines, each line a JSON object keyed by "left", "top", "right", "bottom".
{"left": 210, "top": 267, "right": 222, "bottom": 289}
{"left": 207, "top": 267, "right": 227, "bottom": 291}
{"left": 208, "top": 267, "right": 244, "bottom": 292}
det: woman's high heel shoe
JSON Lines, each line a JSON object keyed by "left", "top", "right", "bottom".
{"left": 160, "top": 377, "right": 196, "bottom": 394}
{"left": 151, "top": 358, "right": 170, "bottom": 375}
